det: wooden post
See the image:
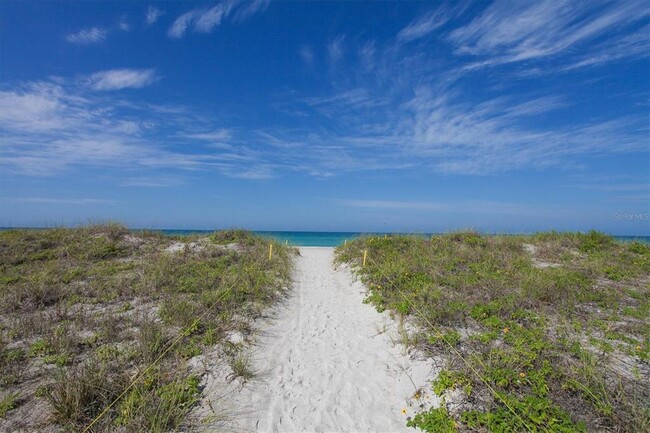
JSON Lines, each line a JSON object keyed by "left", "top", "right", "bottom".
{"left": 363, "top": 250, "right": 367, "bottom": 267}
{"left": 269, "top": 244, "right": 273, "bottom": 260}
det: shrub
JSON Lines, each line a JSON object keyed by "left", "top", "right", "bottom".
{"left": 45, "top": 360, "right": 129, "bottom": 427}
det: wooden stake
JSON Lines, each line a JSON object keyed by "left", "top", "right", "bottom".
{"left": 362, "top": 250, "right": 367, "bottom": 267}
{"left": 269, "top": 244, "right": 273, "bottom": 260}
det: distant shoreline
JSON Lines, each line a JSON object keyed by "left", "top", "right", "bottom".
{"left": 1, "top": 227, "right": 648, "bottom": 246}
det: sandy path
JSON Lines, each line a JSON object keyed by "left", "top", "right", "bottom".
{"left": 196, "top": 247, "right": 438, "bottom": 432}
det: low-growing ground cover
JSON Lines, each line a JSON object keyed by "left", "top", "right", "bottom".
{"left": 336, "top": 231, "right": 649, "bottom": 432}
{"left": 0, "top": 224, "right": 293, "bottom": 432}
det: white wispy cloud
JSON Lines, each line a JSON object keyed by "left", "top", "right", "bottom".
{"left": 2, "top": 74, "right": 646, "bottom": 182}
{"left": 118, "top": 16, "right": 130, "bottom": 32}
{"left": 336, "top": 199, "right": 448, "bottom": 211}
{"left": 233, "top": 0, "right": 270, "bottom": 22}
{"left": 278, "top": 20, "right": 648, "bottom": 178}
{"left": 168, "top": 3, "right": 236, "bottom": 38}
{"left": 276, "top": 71, "right": 643, "bottom": 178}
{"left": 2, "top": 197, "right": 120, "bottom": 205}
{"left": 168, "top": 10, "right": 198, "bottom": 38}
{"left": 397, "top": 6, "right": 452, "bottom": 42}
{"left": 195, "top": 1, "right": 239, "bottom": 33}
{"left": 303, "top": 88, "right": 390, "bottom": 120}
{"left": 146, "top": 6, "right": 163, "bottom": 25}
{"left": 327, "top": 35, "right": 345, "bottom": 64}
{"left": 358, "top": 41, "right": 376, "bottom": 70}
{"left": 398, "top": 89, "right": 645, "bottom": 174}
{"left": 570, "top": 181, "right": 650, "bottom": 193}
{"left": 4, "top": 2, "right": 649, "bottom": 186}
{"left": 0, "top": 82, "right": 82, "bottom": 132}
{"left": 299, "top": 45, "right": 314, "bottom": 66}
{"left": 85, "top": 69, "right": 158, "bottom": 91}
{"left": 66, "top": 27, "right": 107, "bottom": 45}
{"left": 220, "top": 165, "right": 274, "bottom": 180}
{"left": 168, "top": 0, "right": 267, "bottom": 38}
{"left": 121, "top": 176, "right": 186, "bottom": 187}
{"left": 0, "top": 79, "right": 276, "bottom": 179}
{"left": 335, "top": 199, "right": 587, "bottom": 218}
{"left": 448, "top": 0, "right": 649, "bottom": 68}
{"left": 560, "top": 24, "right": 650, "bottom": 71}
{"left": 184, "top": 129, "right": 232, "bottom": 141}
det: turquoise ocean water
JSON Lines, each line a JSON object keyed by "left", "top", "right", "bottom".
{"left": 162, "top": 230, "right": 365, "bottom": 247}
{"left": 1, "top": 228, "right": 648, "bottom": 247}
{"left": 159, "top": 230, "right": 650, "bottom": 247}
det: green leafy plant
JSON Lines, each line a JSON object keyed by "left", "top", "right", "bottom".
{"left": 407, "top": 407, "right": 457, "bottom": 432}
{"left": 335, "top": 232, "right": 649, "bottom": 432}
{"left": 0, "top": 392, "right": 18, "bottom": 418}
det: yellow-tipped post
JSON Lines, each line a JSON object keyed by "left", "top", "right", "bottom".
{"left": 362, "top": 250, "right": 367, "bottom": 267}
{"left": 269, "top": 243, "right": 273, "bottom": 260}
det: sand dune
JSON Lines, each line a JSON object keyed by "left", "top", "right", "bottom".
{"left": 195, "top": 247, "right": 439, "bottom": 432}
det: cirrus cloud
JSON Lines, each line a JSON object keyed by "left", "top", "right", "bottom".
{"left": 85, "top": 69, "right": 158, "bottom": 91}
{"left": 146, "top": 5, "right": 163, "bottom": 25}
{"left": 448, "top": 0, "right": 650, "bottom": 68}
{"left": 66, "top": 27, "right": 107, "bottom": 45}
{"left": 168, "top": 0, "right": 269, "bottom": 38}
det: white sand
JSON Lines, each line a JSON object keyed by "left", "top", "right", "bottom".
{"left": 194, "top": 247, "right": 439, "bottom": 432}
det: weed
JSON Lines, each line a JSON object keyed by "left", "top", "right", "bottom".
{"left": 229, "top": 353, "right": 256, "bottom": 382}
{"left": 0, "top": 224, "right": 293, "bottom": 431}
{"left": 45, "top": 359, "right": 129, "bottom": 428}
{"left": 428, "top": 330, "right": 461, "bottom": 348}
{"left": 462, "top": 395, "right": 587, "bottom": 432}
{"left": 136, "top": 320, "right": 168, "bottom": 364}
{"left": 28, "top": 339, "right": 54, "bottom": 357}
{"left": 336, "top": 232, "right": 649, "bottom": 432}
{"left": 176, "top": 338, "right": 202, "bottom": 359}
{"left": 210, "top": 229, "right": 256, "bottom": 246}
{"left": 434, "top": 370, "right": 470, "bottom": 397}
{"left": 407, "top": 406, "right": 457, "bottom": 432}
{"left": 0, "top": 343, "right": 24, "bottom": 386}
{"left": 116, "top": 373, "right": 200, "bottom": 432}
{"left": 0, "top": 392, "right": 18, "bottom": 418}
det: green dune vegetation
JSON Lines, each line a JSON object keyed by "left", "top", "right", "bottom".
{"left": 336, "top": 231, "right": 649, "bottom": 433}
{"left": 0, "top": 224, "right": 294, "bottom": 432}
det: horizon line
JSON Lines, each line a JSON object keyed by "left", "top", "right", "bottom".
{"left": 1, "top": 226, "right": 648, "bottom": 238}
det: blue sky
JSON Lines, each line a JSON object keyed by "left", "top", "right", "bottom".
{"left": 1, "top": 0, "right": 648, "bottom": 234}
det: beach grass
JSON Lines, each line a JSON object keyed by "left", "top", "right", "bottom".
{"left": 0, "top": 223, "right": 294, "bottom": 431}
{"left": 336, "top": 231, "right": 649, "bottom": 432}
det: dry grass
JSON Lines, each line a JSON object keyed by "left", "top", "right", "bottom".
{"left": 0, "top": 224, "right": 294, "bottom": 432}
